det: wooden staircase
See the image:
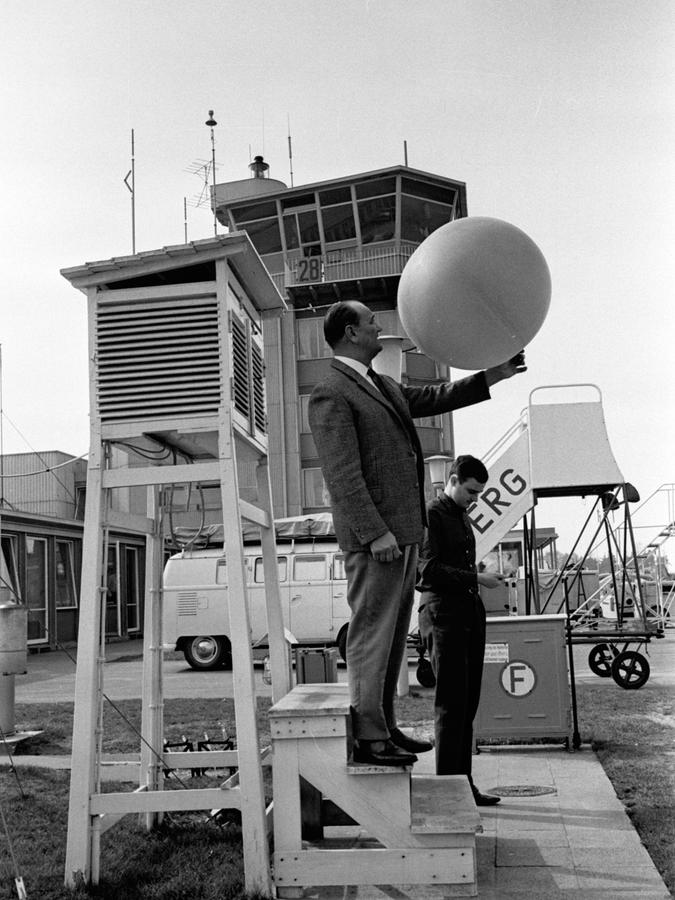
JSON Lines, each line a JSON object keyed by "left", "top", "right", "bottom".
{"left": 269, "top": 683, "right": 480, "bottom": 898}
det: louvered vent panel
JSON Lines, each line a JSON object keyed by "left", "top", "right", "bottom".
{"left": 177, "top": 592, "right": 199, "bottom": 615}
{"left": 96, "top": 297, "right": 221, "bottom": 422}
{"left": 251, "top": 341, "right": 266, "bottom": 432}
{"left": 231, "top": 314, "right": 250, "bottom": 419}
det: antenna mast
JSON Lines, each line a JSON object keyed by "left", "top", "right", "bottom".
{"left": 287, "top": 115, "right": 294, "bottom": 187}
{"left": 205, "top": 110, "right": 218, "bottom": 236}
{"left": 123, "top": 129, "right": 136, "bottom": 253}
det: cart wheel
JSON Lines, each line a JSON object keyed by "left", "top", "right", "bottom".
{"left": 416, "top": 658, "right": 436, "bottom": 688}
{"left": 588, "top": 643, "right": 615, "bottom": 677}
{"left": 611, "top": 650, "right": 650, "bottom": 689}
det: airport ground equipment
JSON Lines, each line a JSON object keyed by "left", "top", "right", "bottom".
{"left": 60, "top": 235, "right": 289, "bottom": 895}
{"left": 475, "top": 614, "right": 576, "bottom": 747}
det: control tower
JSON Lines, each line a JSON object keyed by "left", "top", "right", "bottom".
{"left": 213, "top": 161, "right": 469, "bottom": 518}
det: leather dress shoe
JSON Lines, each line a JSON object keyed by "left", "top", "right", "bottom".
{"left": 389, "top": 727, "right": 433, "bottom": 754}
{"left": 472, "top": 788, "right": 501, "bottom": 806}
{"left": 353, "top": 739, "right": 417, "bottom": 767}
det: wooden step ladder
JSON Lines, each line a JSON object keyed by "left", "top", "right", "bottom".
{"left": 270, "top": 683, "right": 480, "bottom": 898}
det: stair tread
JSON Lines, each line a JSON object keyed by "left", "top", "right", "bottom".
{"left": 346, "top": 761, "right": 413, "bottom": 775}
{"left": 410, "top": 775, "right": 481, "bottom": 834}
{"left": 269, "top": 682, "right": 350, "bottom": 719}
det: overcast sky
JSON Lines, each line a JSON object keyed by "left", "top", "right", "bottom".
{"left": 1, "top": 0, "right": 673, "bottom": 551}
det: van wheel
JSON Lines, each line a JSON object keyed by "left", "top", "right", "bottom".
{"left": 184, "top": 636, "right": 230, "bottom": 671}
{"left": 336, "top": 626, "right": 348, "bottom": 662}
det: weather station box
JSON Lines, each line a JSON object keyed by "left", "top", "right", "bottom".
{"left": 475, "top": 614, "right": 572, "bottom": 746}
{"left": 294, "top": 647, "right": 339, "bottom": 684}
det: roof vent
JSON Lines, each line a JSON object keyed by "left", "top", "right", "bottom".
{"left": 249, "top": 155, "right": 269, "bottom": 179}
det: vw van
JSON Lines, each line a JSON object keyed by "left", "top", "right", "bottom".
{"left": 163, "top": 516, "right": 350, "bottom": 669}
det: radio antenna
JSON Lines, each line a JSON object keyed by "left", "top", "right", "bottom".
{"left": 123, "top": 129, "right": 136, "bottom": 253}
{"left": 287, "top": 114, "right": 294, "bottom": 187}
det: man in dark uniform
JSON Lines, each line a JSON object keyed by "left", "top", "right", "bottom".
{"left": 417, "top": 454, "right": 504, "bottom": 805}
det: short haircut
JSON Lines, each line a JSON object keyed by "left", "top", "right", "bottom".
{"left": 450, "top": 454, "right": 489, "bottom": 484}
{"left": 323, "top": 301, "right": 361, "bottom": 349}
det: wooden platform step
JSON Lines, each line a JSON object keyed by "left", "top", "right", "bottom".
{"left": 410, "top": 775, "right": 481, "bottom": 834}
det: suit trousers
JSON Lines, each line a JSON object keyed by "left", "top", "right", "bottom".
{"left": 419, "top": 595, "right": 486, "bottom": 778}
{"left": 344, "top": 545, "right": 418, "bottom": 741}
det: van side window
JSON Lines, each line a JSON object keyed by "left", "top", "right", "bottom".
{"left": 293, "top": 554, "right": 327, "bottom": 583}
{"left": 254, "top": 557, "right": 288, "bottom": 584}
{"left": 216, "top": 559, "right": 227, "bottom": 584}
{"left": 333, "top": 554, "right": 347, "bottom": 580}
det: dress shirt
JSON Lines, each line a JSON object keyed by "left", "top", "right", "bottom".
{"left": 334, "top": 356, "right": 380, "bottom": 390}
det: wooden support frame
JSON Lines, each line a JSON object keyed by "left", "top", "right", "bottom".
{"left": 62, "top": 237, "right": 288, "bottom": 898}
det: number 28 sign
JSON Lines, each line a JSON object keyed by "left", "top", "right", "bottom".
{"left": 296, "top": 257, "right": 323, "bottom": 283}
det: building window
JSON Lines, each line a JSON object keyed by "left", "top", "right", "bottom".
{"left": 320, "top": 203, "right": 356, "bottom": 244}
{"left": 296, "top": 318, "right": 330, "bottom": 360}
{"left": 303, "top": 468, "right": 330, "bottom": 508}
{"left": 240, "top": 218, "right": 283, "bottom": 254}
{"left": 233, "top": 200, "right": 278, "bottom": 221}
{"left": 0, "top": 535, "right": 20, "bottom": 604}
{"left": 106, "top": 546, "right": 120, "bottom": 637}
{"left": 299, "top": 395, "right": 311, "bottom": 433}
{"left": 401, "top": 195, "right": 455, "bottom": 243}
{"left": 125, "top": 546, "right": 141, "bottom": 632}
{"left": 25, "top": 536, "right": 48, "bottom": 642}
{"left": 358, "top": 195, "right": 396, "bottom": 244}
{"left": 55, "top": 541, "right": 77, "bottom": 609}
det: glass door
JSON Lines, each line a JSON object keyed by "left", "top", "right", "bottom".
{"left": 25, "top": 536, "right": 48, "bottom": 643}
{"left": 105, "top": 543, "right": 121, "bottom": 637}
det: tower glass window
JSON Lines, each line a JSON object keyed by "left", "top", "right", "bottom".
{"left": 241, "top": 218, "right": 283, "bottom": 254}
{"left": 401, "top": 196, "right": 455, "bottom": 243}
{"left": 321, "top": 203, "right": 356, "bottom": 244}
{"left": 358, "top": 195, "right": 396, "bottom": 244}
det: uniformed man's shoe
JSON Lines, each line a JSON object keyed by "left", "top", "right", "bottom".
{"left": 389, "top": 727, "right": 433, "bottom": 754}
{"left": 353, "top": 739, "right": 417, "bottom": 767}
{"left": 472, "top": 788, "right": 501, "bottom": 806}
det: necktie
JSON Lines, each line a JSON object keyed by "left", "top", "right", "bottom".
{"left": 367, "top": 367, "right": 386, "bottom": 394}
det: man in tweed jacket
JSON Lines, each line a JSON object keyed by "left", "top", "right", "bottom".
{"left": 309, "top": 300, "right": 524, "bottom": 766}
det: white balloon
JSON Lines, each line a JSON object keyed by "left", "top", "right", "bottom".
{"left": 398, "top": 217, "right": 551, "bottom": 369}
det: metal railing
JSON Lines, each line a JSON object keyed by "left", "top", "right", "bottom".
{"left": 271, "top": 242, "right": 419, "bottom": 290}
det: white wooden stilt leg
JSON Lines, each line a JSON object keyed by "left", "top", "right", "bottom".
{"left": 219, "top": 452, "right": 273, "bottom": 898}
{"left": 140, "top": 486, "right": 164, "bottom": 827}
{"left": 65, "top": 446, "right": 105, "bottom": 886}
{"left": 256, "top": 457, "right": 292, "bottom": 702}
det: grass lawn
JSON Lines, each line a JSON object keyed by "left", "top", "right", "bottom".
{"left": 3, "top": 679, "right": 674, "bottom": 899}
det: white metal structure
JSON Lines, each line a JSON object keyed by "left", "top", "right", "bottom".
{"left": 60, "top": 235, "right": 288, "bottom": 895}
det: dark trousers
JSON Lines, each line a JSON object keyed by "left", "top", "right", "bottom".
{"left": 418, "top": 595, "right": 486, "bottom": 778}
{"left": 344, "top": 545, "right": 418, "bottom": 741}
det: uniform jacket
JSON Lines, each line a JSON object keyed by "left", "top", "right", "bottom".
{"left": 308, "top": 359, "right": 491, "bottom": 551}
{"left": 417, "top": 494, "right": 481, "bottom": 604}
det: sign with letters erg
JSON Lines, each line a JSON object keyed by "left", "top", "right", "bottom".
{"left": 469, "top": 429, "right": 533, "bottom": 563}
